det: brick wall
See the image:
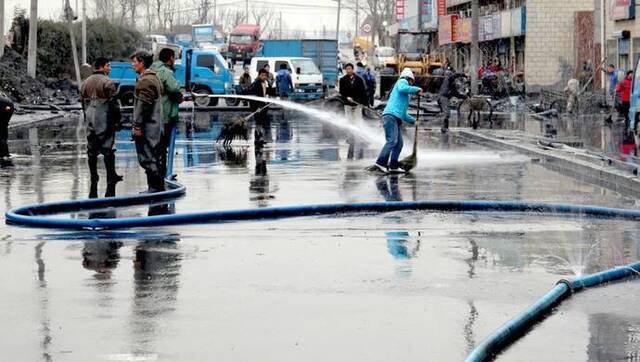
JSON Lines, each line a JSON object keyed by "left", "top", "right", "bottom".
{"left": 524, "top": 0, "right": 595, "bottom": 89}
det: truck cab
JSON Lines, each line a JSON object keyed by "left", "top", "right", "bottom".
{"left": 109, "top": 48, "right": 233, "bottom": 107}
{"left": 250, "top": 57, "right": 324, "bottom": 101}
{"left": 227, "top": 24, "right": 261, "bottom": 65}
{"left": 192, "top": 24, "right": 228, "bottom": 54}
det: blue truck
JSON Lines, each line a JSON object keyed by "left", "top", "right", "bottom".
{"left": 110, "top": 48, "right": 235, "bottom": 107}
{"left": 257, "top": 39, "right": 339, "bottom": 89}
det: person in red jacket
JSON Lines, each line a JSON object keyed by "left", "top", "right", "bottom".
{"left": 616, "top": 70, "right": 633, "bottom": 129}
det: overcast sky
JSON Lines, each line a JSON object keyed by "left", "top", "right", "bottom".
{"left": 7, "top": 0, "right": 358, "bottom": 34}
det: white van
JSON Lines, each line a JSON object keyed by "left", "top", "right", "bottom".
{"left": 249, "top": 57, "right": 324, "bottom": 100}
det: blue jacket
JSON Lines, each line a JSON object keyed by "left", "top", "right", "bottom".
{"left": 276, "top": 69, "right": 293, "bottom": 95}
{"left": 383, "top": 78, "right": 422, "bottom": 124}
{"left": 609, "top": 71, "right": 618, "bottom": 95}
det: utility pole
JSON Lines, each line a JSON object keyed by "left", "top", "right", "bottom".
{"left": 64, "top": 0, "right": 82, "bottom": 89}
{"left": 355, "top": 0, "right": 359, "bottom": 39}
{"left": 81, "top": 0, "right": 86, "bottom": 64}
{"left": 279, "top": 12, "right": 283, "bottom": 39}
{"left": 27, "top": 0, "right": 37, "bottom": 78}
{"left": 245, "top": 0, "right": 249, "bottom": 23}
{"left": 601, "top": 0, "right": 606, "bottom": 91}
{"left": 336, "top": 0, "right": 341, "bottom": 44}
{"left": 213, "top": 0, "right": 217, "bottom": 25}
{"left": 0, "top": 0, "right": 5, "bottom": 58}
{"left": 470, "top": 0, "right": 479, "bottom": 96}
{"left": 417, "top": 0, "right": 422, "bottom": 32}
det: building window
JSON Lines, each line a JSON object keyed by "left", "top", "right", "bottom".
{"left": 633, "top": 38, "right": 640, "bottom": 70}
{"left": 619, "top": 38, "right": 630, "bottom": 71}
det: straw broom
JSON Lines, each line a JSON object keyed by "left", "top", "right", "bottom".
{"left": 398, "top": 96, "right": 421, "bottom": 172}
{"left": 216, "top": 103, "right": 271, "bottom": 146}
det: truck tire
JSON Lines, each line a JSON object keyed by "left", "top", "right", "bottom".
{"left": 193, "top": 87, "right": 218, "bottom": 107}
{"left": 119, "top": 90, "right": 135, "bottom": 107}
{"left": 225, "top": 97, "right": 241, "bottom": 106}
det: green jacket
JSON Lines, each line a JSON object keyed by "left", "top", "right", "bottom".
{"left": 150, "top": 60, "right": 181, "bottom": 123}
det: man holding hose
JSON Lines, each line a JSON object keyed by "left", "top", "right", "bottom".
{"left": 369, "top": 68, "right": 423, "bottom": 174}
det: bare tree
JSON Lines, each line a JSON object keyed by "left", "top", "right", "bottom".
{"left": 250, "top": 8, "right": 276, "bottom": 34}
{"left": 192, "top": 0, "right": 211, "bottom": 24}
{"left": 343, "top": 0, "right": 395, "bottom": 45}
{"left": 116, "top": 0, "right": 130, "bottom": 26}
{"left": 216, "top": 8, "right": 243, "bottom": 32}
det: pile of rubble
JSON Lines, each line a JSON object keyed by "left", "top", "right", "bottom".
{"left": 0, "top": 49, "right": 77, "bottom": 104}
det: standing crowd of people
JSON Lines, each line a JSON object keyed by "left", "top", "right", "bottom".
{"left": 80, "top": 50, "right": 299, "bottom": 198}
{"left": 80, "top": 49, "right": 183, "bottom": 198}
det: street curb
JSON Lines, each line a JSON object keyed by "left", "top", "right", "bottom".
{"left": 458, "top": 130, "right": 640, "bottom": 198}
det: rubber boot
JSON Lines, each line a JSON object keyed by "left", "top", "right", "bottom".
{"left": 154, "top": 173, "right": 166, "bottom": 192}
{"left": 88, "top": 155, "right": 99, "bottom": 183}
{"left": 89, "top": 181, "right": 98, "bottom": 199}
{"left": 104, "top": 153, "right": 123, "bottom": 184}
{"left": 88, "top": 155, "right": 99, "bottom": 199}
{"left": 441, "top": 118, "right": 449, "bottom": 134}
{"left": 105, "top": 182, "right": 116, "bottom": 198}
{"left": 146, "top": 172, "right": 156, "bottom": 193}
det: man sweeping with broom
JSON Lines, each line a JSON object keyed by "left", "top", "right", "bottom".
{"left": 368, "top": 68, "right": 423, "bottom": 174}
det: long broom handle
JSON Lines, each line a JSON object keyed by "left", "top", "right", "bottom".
{"left": 242, "top": 104, "right": 271, "bottom": 121}
{"left": 412, "top": 95, "right": 421, "bottom": 156}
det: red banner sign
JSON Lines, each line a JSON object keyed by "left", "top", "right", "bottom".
{"left": 396, "top": 0, "right": 405, "bottom": 20}
{"left": 438, "top": 0, "right": 446, "bottom": 16}
{"left": 438, "top": 15, "right": 457, "bottom": 45}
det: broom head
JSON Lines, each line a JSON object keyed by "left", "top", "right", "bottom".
{"left": 398, "top": 153, "right": 417, "bottom": 172}
{"left": 216, "top": 117, "right": 249, "bottom": 146}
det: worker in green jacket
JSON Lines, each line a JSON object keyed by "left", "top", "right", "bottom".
{"left": 150, "top": 48, "right": 183, "bottom": 178}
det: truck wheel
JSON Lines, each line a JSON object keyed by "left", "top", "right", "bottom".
{"left": 225, "top": 97, "right": 241, "bottom": 106}
{"left": 119, "top": 91, "right": 135, "bottom": 107}
{"left": 193, "top": 88, "right": 214, "bottom": 107}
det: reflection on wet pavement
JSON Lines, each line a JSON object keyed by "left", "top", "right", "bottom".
{"left": 1, "top": 112, "right": 640, "bottom": 360}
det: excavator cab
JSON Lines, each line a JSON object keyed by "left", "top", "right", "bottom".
{"left": 380, "top": 30, "right": 442, "bottom": 98}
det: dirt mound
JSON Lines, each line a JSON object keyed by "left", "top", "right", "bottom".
{"left": 0, "top": 49, "right": 48, "bottom": 103}
{"left": 0, "top": 49, "right": 78, "bottom": 104}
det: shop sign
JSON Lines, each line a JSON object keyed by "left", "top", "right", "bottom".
{"left": 396, "top": 0, "right": 405, "bottom": 20}
{"left": 611, "top": 0, "right": 635, "bottom": 21}
{"left": 438, "top": 15, "right": 457, "bottom": 45}
{"left": 454, "top": 17, "right": 471, "bottom": 43}
{"left": 420, "top": 0, "right": 439, "bottom": 30}
{"left": 438, "top": 0, "right": 447, "bottom": 16}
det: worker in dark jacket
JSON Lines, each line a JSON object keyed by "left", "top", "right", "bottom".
{"left": 438, "top": 68, "right": 454, "bottom": 133}
{"left": 363, "top": 66, "right": 377, "bottom": 106}
{"left": 239, "top": 66, "right": 252, "bottom": 106}
{"left": 248, "top": 68, "right": 271, "bottom": 147}
{"left": 0, "top": 94, "right": 14, "bottom": 159}
{"left": 339, "top": 63, "right": 368, "bottom": 121}
{"left": 131, "top": 51, "right": 165, "bottom": 193}
{"left": 80, "top": 57, "right": 123, "bottom": 198}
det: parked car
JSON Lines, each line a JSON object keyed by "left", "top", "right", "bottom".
{"left": 249, "top": 57, "right": 324, "bottom": 101}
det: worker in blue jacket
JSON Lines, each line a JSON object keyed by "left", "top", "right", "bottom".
{"left": 370, "top": 68, "right": 423, "bottom": 173}
{"left": 275, "top": 63, "right": 294, "bottom": 99}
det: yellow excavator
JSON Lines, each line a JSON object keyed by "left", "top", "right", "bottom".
{"left": 380, "top": 30, "right": 443, "bottom": 98}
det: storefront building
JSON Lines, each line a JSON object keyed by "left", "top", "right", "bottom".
{"left": 437, "top": 0, "right": 599, "bottom": 89}
{"left": 605, "top": 0, "right": 637, "bottom": 72}
{"left": 438, "top": 5, "right": 526, "bottom": 73}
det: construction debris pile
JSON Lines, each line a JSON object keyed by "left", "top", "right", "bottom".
{"left": 0, "top": 49, "right": 77, "bottom": 104}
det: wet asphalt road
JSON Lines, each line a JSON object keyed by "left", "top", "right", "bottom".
{"left": 1, "top": 111, "right": 640, "bottom": 361}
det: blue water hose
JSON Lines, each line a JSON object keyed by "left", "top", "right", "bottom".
{"left": 7, "top": 198, "right": 640, "bottom": 230}
{"left": 466, "top": 261, "right": 640, "bottom": 362}
{"left": 6, "top": 117, "right": 640, "bottom": 361}
{"left": 166, "top": 123, "right": 177, "bottom": 178}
